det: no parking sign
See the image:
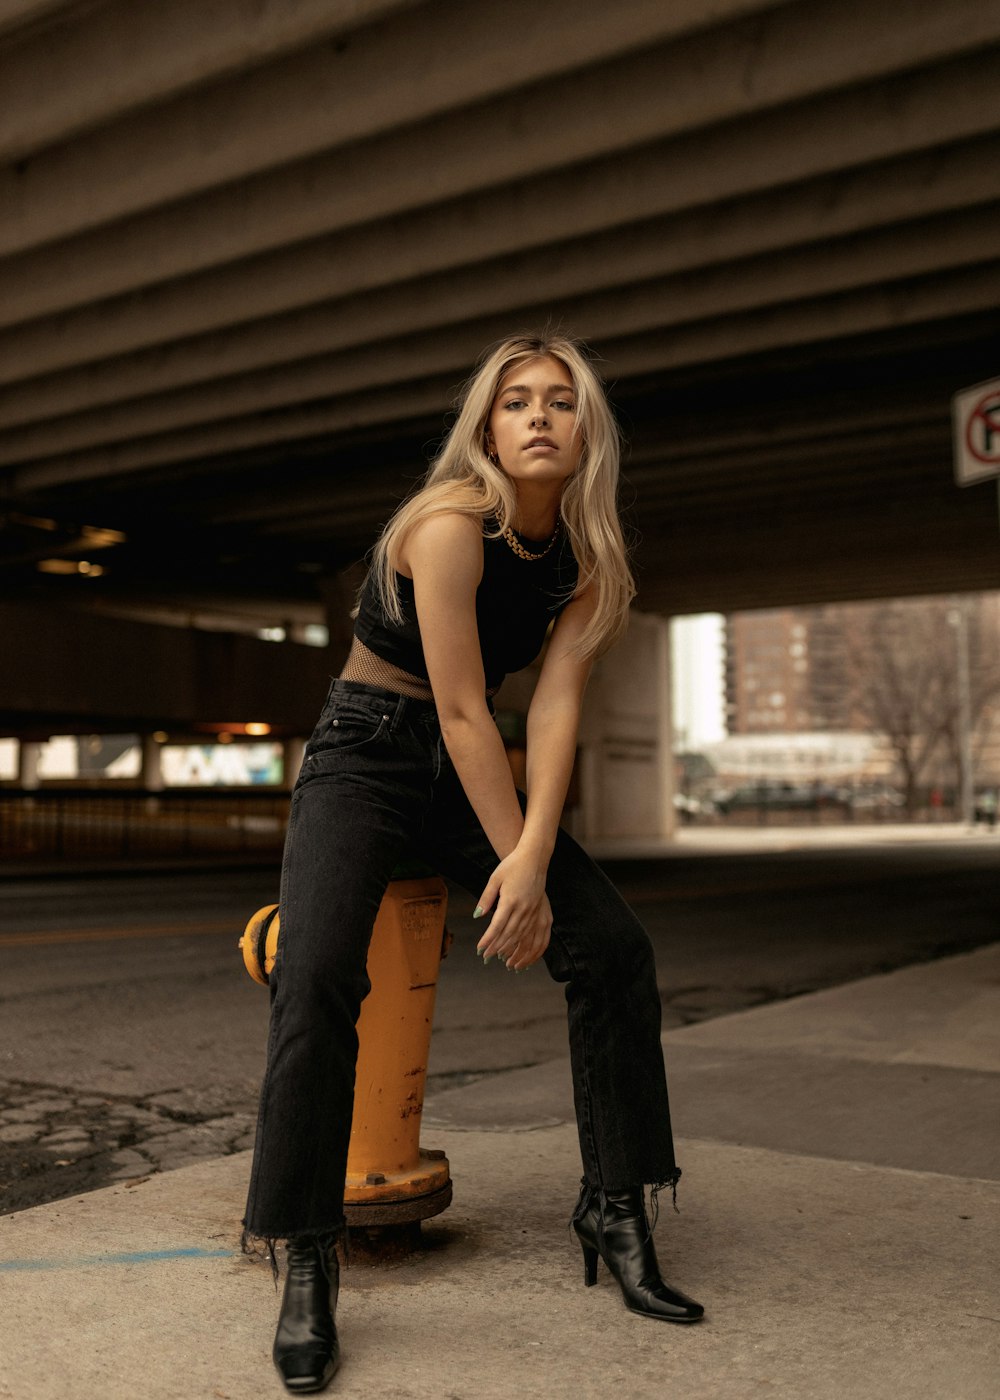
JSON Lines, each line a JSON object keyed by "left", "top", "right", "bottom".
{"left": 953, "top": 375, "right": 1000, "bottom": 486}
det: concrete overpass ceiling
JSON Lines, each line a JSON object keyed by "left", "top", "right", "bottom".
{"left": 0, "top": 0, "right": 998, "bottom": 622}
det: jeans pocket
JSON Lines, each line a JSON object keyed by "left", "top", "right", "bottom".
{"left": 304, "top": 706, "right": 391, "bottom": 766}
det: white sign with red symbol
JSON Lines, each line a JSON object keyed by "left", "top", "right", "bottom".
{"left": 953, "top": 376, "right": 1000, "bottom": 485}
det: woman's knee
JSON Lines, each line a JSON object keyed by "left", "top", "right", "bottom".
{"left": 272, "top": 939, "right": 372, "bottom": 1030}
{"left": 549, "top": 901, "right": 656, "bottom": 991}
{"left": 601, "top": 909, "right": 657, "bottom": 987}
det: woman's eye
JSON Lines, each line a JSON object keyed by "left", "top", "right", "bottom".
{"left": 552, "top": 399, "right": 575, "bottom": 411}
{"left": 503, "top": 399, "right": 526, "bottom": 410}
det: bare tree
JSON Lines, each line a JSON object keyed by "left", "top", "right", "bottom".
{"left": 847, "top": 597, "right": 1000, "bottom": 814}
{"left": 938, "top": 600, "right": 1000, "bottom": 804}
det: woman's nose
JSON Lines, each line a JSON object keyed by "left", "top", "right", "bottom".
{"left": 530, "top": 409, "right": 549, "bottom": 426}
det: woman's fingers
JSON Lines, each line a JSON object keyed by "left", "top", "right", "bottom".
{"left": 507, "top": 927, "right": 550, "bottom": 971}
{"left": 476, "top": 903, "right": 514, "bottom": 960}
{"left": 480, "top": 918, "right": 527, "bottom": 964}
{"left": 473, "top": 892, "right": 506, "bottom": 957}
{"left": 477, "top": 888, "right": 552, "bottom": 969}
{"left": 492, "top": 915, "right": 551, "bottom": 972}
{"left": 472, "top": 880, "right": 500, "bottom": 947}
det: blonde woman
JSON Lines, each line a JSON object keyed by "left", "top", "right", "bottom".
{"left": 241, "top": 334, "right": 703, "bottom": 1394}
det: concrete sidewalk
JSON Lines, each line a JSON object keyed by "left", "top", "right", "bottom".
{"left": 2, "top": 947, "right": 998, "bottom": 1400}
{"left": 593, "top": 820, "right": 1000, "bottom": 858}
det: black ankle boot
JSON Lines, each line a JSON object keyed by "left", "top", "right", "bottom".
{"left": 272, "top": 1233, "right": 341, "bottom": 1393}
{"left": 572, "top": 1182, "right": 704, "bottom": 1323}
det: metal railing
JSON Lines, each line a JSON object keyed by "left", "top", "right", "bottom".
{"left": 0, "top": 786, "right": 289, "bottom": 863}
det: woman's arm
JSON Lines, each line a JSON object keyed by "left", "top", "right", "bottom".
{"left": 520, "top": 580, "right": 599, "bottom": 860}
{"left": 406, "top": 512, "right": 526, "bottom": 861}
{"left": 468, "top": 580, "right": 599, "bottom": 970}
{"left": 408, "top": 513, "right": 598, "bottom": 971}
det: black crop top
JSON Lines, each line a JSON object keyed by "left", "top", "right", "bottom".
{"left": 354, "top": 514, "right": 580, "bottom": 691}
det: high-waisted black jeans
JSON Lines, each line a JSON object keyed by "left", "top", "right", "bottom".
{"left": 241, "top": 679, "right": 680, "bottom": 1254}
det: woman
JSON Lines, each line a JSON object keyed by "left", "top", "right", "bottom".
{"left": 241, "top": 333, "right": 704, "bottom": 1394}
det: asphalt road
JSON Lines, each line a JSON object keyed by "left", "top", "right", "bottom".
{"left": 1, "top": 836, "right": 996, "bottom": 1215}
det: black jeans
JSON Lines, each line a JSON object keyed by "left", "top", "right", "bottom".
{"left": 241, "top": 679, "right": 680, "bottom": 1250}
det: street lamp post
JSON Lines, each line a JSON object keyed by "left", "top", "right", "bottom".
{"left": 948, "top": 599, "right": 975, "bottom": 827}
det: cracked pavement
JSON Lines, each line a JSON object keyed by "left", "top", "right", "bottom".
{"left": 0, "top": 1080, "right": 258, "bottom": 1212}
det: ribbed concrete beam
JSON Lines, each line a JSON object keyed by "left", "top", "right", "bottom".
{"left": 632, "top": 435, "right": 951, "bottom": 505}
{"left": 208, "top": 401, "right": 945, "bottom": 530}
{"left": 604, "top": 267, "right": 1000, "bottom": 395}
{"left": 262, "top": 452, "right": 959, "bottom": 554}
{"left": 630, "top": 418, "right": 948, "bottom": 480}
{"left": 3, "top": 201, "right": 997, "bottom": 461}
{"left": 643, "top": 491, "right": 988, "bottom": 567}
{"left": 11, "top": 261, "right": 1000, "bottom": 492}
{"left": 267, "top": 450, "right": 950, "bottom": 541}
{"left": 0, "top": 0, "right": 782, "bottom": 255}
{"left": 641, "top": 545, "right": 1000, "bottom": 615}
{"left": 238, "top": 438, "right": 952, "bottom": 536}
{"left": 625, "top": 401, "right": 945, "bottom": 470}
{"left": 649, "top": 484, "right": 988, "bottom": 559}
{"left": 2, "top": 27, "right": 999, "bottom": 331}
{"left": 0, "top": 1, "right": 74, "bottom": 39}
{"left": 642, "top": 555, "right": 1000, "bottom": 614}
{"left": 0, "top": 0, "right": 422, "bottom": 163}
{"left": 3, "top": 136, "right": 999, "bottom": 421}
{"left": 4, "top": 48, "right": 1000, "bottom": 383}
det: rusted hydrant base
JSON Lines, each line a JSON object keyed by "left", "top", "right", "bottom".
{"left": 343, "top": 1177, "right": 453, "bottom": 1229}
{"left": 343, "top": 1147, "right": 451, "bottom": 1230}
{"left": 341, "top": 1166, "right": 452, "bottom": 1264}
{"left": 336, "top": 1221, "right": 426, "bottom": 1266}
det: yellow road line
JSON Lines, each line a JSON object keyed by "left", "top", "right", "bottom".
{"left": 0, "top": 919, "right": 237, "bottom": 949}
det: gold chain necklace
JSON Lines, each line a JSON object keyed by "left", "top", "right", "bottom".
{"left": 501, "top": 510, "right": 562, "bottom": 561}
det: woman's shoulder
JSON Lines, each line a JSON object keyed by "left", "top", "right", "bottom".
{"left": 394, "top": 510, "right": 484, "bottom": 581}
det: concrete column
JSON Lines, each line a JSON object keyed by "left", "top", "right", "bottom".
{"left": 282, "top": 737, "right": 306, "bottom": 788}
{"left": 573, "top": 609, "right": 676, "bottom": 851}
{"left": 17, "top": 739, "right": 42, "bottom": 789}
{"left": 141, "top": 733, "right": 164, "bottom": 791}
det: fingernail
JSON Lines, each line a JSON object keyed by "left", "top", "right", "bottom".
{"left": 473, "top": 906, "right": 483, "bottom": 918}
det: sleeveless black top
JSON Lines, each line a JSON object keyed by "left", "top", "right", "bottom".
{"left": 354, "top": 514, "right": 579, "bottom": 691}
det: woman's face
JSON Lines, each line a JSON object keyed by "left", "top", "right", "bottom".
{"left": 486, "top": 355, "right": 583, "bottom": 486}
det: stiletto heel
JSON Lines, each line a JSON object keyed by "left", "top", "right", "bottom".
{"left": 571, "top": 1182, "right": 704, "bottom": 1324}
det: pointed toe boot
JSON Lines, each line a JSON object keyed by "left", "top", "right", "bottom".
{"left": 573, "top": 1184, "right": 704, "bottom": 1324}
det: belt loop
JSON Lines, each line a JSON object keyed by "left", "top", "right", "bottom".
{"left": 389, "top": 691, "right": 408, "bottom": 733}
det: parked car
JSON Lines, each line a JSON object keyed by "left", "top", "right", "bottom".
{"left": 673, "top": 792, "right": 716, "bottom": 823}
{"left": 845, "top": 784, "right": 905, "bottom": 813}
{"left": 712, "top": 782, "right": 848, "bottom": 816}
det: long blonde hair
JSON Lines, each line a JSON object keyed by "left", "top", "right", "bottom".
{"left": 353, "top": 333, "right": 637, "bottom": 661}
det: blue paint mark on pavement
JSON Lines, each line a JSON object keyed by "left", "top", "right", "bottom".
{"left": 0, "top": 1247, "right": 233, "bottom": 1271}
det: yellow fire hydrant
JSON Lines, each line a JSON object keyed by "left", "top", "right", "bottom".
{"left": 239, "top": 865, "right": 452, "bottom": 1233}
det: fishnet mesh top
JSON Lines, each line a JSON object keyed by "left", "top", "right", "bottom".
{"left": 338, "top": 634, "right": 502, "bottom": 701}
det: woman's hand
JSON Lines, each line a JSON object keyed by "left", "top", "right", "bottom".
{"left": 473, "top": 847, "right": 552, "bottom": 971}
